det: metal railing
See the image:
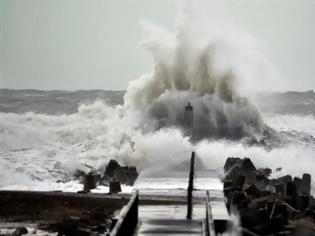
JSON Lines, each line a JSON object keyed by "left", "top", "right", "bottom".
{"left": 110, "top": 190, "right": 139, "bottom": 236}
{"left": 205, "top": 190, "right": 216, "bottom": 236}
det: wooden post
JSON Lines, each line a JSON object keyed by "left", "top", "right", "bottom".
{"left": 187, "top": 151, "right": 195, "bottom": 219}
{"left": 83, "top": 172, "right": 97, "bottom": 192}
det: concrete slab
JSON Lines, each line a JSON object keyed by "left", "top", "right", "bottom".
{"left": 135, "top": 204, "right": 206, "bottom": 236}
{"left": 136, "top": 219, "right": 204, "bottom": 236}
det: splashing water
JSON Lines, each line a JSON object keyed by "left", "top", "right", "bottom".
{"left": 124, "top": 1, "right": 278, "bottom": 142}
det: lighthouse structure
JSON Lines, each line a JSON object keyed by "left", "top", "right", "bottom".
{"left": 184, "top": 102, "right": 194, "bottom": 143}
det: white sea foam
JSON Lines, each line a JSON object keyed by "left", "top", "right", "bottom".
{"left": 263, "top": 113, "right": 315, "bottom": 136}
{"left": 0, "top": 103, "right": 314, "bottom": 190}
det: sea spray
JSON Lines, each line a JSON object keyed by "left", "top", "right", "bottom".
{"left": 218, "top": 212, "right": 242, "bottom": 236}
{"left": 1, "top": 100, "right": 315, "bottom": 189}
{"left": 124, "top": 1, "right": 278, "bottom": 142}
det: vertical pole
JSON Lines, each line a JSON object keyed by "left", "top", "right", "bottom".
{"left": 187, "top": 151, "right": 195, "bottom": 219}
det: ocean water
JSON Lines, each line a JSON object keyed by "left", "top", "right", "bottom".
{"left": 0, "top": 89, "right": 315, "bottom": 193}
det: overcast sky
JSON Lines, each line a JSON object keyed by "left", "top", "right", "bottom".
{"left": 0, "top": 0, "right": 314, "bottom": 91}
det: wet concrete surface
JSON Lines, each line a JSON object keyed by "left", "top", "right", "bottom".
{"left": 135, "top": 205, "right": 205, "bottom": 236}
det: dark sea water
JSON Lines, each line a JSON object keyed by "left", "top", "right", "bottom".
{"left": 0, "top": 89, "right": 125, "bottom": 115}
{"left": 1, "top": 89, "right": 314, "bottom": 116}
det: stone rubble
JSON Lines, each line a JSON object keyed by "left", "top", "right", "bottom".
{"left": 73, "top": 159, "right": 139, "bottom": 193}
{"left": 223, "top": 157, "right": 315, "bottom": 236}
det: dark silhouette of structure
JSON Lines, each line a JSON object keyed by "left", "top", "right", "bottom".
{"left": 184, "top": 102, "right": 194, "bottom": 142}
{"left": 187, "top": 151, "right": 195, "bottom": 219}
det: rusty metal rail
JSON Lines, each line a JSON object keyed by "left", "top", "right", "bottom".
{"left": 110, "top": 190, "right": 139, "bottom": 236}
{"left": 205, "top": 190, "right": 216, "bottom": 236}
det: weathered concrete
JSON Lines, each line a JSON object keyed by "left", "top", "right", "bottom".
{"left": 136, "top": 205, "right": 205, "bottom": 236}
{"left": 104, "top": 159, "right": 138, "bottom": 186}
{"left": 0, "top": 190, "right": 125, "bottom": 222}
{"left": 223, "top": 157, "right": 315, "bottom": 236}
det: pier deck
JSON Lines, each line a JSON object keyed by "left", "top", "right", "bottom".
{"left": 137, "top": 218, "right": 204, "bottom": 236}
{"left": 128, "top": 170, "right": 227, "bottom": 236}
{"left": 136, "top": 205, "right": 206, "bottom": 236}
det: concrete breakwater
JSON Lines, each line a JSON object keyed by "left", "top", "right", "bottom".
{"left": 223, "top": 157, "right": 315, "bottom": 235}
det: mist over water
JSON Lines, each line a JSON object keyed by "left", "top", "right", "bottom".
{"left": 0, "top": 1, "right": 315, "bottom": 195}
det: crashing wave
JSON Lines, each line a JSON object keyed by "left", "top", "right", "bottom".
{"left": 122, "top": 5, "right": 279, "bottom": 144}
